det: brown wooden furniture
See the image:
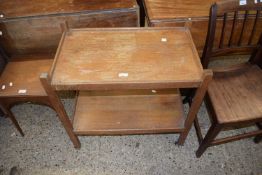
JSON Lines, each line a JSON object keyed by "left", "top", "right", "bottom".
{"left": 0, "top": 46, "right": 7, "bottom": 74}
{"left": 137, "top": 0, "right": 146, "bottom": 26}
{"left": 0, "top": 53, "right": 80, "bottom": 148}
{"left": 49, "top": 27, "right": 212, "bottom": 147}
{"left": 143, "top": 0, "right": 262, "bottom": 55}
{"left": 252, "top": 31, "right": 262, "bottom": 69}
{"left": 192, "top": 0, "right": 262, "bottom": 157}
{"left": 0, "top": 0, "right": 139, "bottom": 57}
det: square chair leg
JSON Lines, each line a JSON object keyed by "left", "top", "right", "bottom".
{"left": 196, "top": 123, "right": 222, "bottom": 157}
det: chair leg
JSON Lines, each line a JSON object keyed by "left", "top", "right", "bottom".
{"left": 1, "top": 106, "right": 24, "bottom": 136}
{"left": 254, "top": 123, "right": 262, "bottom": 143}
{"left": 196, "top": 123, "right": 222, "bottom": 158}
{"left": 254, "top": 135, "right": 262, "bottom": 143}
{"left": 194, "top": 117, "right": 203, "bottom": 144}
{"left": 188, "top": 94, "right": 203, "bottom": 144}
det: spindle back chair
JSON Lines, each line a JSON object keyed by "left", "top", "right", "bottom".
{"left": 201, "top": 0, "right": 262, "bottom": 68}
{"left": 195, "top": 0, "right": 262, "bottom": 157}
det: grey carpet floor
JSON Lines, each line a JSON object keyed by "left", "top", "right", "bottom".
{"left": 0, "top": 97, "right": 261, "bottom": 175}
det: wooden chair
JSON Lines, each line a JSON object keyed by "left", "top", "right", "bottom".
{"left": 194, "top": 0, "right": 262, "bottom": 157}
{"left": 0, "top": 46, "right": 80, "bottom": 148}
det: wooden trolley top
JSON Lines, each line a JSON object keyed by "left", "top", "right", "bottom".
{"left": 50, "top": 27, "right": 204, "bottom": 90}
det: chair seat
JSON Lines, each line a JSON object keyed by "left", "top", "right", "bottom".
{"left": 0, "top": 55, "right": 53, "bottom": 97}
{"left": 208, "top": 65, "right": 262, "bottom": 124}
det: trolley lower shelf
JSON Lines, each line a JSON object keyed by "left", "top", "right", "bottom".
{"left": 73, "top": 89, "right": 185, "bottom": 135}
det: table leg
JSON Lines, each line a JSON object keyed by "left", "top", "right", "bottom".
{"left": 40, "top": 73, "right": 81, "bottom": 149}
{"left": 177, "top": 70, "right": 213, "bottom": 145}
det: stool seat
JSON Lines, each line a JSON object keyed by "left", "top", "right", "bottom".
{"left": 0, "top": 55, "right": 53, "bottom": 97}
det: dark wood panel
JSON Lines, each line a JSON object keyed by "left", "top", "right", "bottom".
{"left": 0, "top": 44, "right": 8, "bottom": 74}
{"left": 0, "top": 10, "right": 139, "bottom": 56}
{"left": 144, "top": 0, "right": 215, "bottom": 20}
{"left": 0, "top": 0, "right": 139, "bottom": 56}
{"left": 0, "top": 0, "right": 137, "bottom": 19}
{"left": 151, "top": 17, "right": 262, "bottom": 56}
{"left": 0, "top": 56, "right": 5, "bottom": 74}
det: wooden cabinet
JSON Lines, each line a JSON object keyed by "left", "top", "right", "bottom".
{"left": 144, "top": 0, "right": 262, "bottom": 55}
{"left": 0, "top": 0, "right": 139, "bottom": 56}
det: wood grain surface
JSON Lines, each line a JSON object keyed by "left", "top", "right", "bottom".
{"left": 0, "top": 0, "right": 139, "bottom": 56}
{"left": 144, "top": 0, "right": 216, "bottom": 20}
{"left": 208, "top": 65, "right": 262, "bottom": 123}
{"left": 73, "top": 89, "right": 185, "bottom": 135}
{"left": 0, "top": 55, "right": 52, "bottom": 97}
{"left": 51, "top": 27, "right": 203, "bottom": 90}
{"left": 144, "top": 0, "right": 262, "bottom": 55}
{"left": 0, "top": 0, "right": 137, "bottom": 19}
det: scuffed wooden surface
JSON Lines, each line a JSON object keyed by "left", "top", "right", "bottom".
{"left": 51, "top": 28, "right": 203, "bottom": 89}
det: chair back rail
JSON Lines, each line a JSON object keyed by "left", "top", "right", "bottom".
{"left": 202, "top": 0, "right": 262, "bottom": 68}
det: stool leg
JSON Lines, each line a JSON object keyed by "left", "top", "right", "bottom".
{"left": 196, "top": 123, "right": 221, "bottom": 157}
{"left": 1, "top": 106, "right": 24, "bottom": 136}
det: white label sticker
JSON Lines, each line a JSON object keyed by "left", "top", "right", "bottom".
{"left": 161, "top": 38, "right": 167, "bottom": 42}
{"left": 18, "top": 89, "right": 27, "bottom": 94}
{"left": 240, "top": 0, "right": 247, "bottom": 5}
{"left": 118, "top": 72, "right": 128, "bottom": 78}
{"left": 152, "top": 90, "right": 157, "bottom": 93}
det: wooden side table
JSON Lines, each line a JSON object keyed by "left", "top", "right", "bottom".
{"left": 49, "top": 27, "right": 212, "bottom": 148}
